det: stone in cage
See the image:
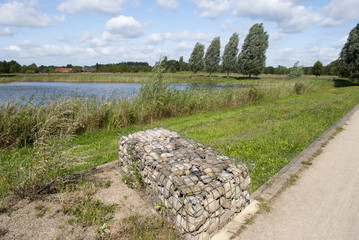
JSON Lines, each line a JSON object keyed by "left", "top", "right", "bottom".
{"left": 118, "top": 127, "right": 251, "bottom": 240}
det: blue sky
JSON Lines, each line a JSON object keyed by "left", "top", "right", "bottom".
{"left": 0, "top": 0, "right": 358, "bottom": 67}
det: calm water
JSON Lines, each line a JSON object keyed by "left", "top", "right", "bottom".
{"left": 0, "top": 82, "right": 239, "bottom": 104}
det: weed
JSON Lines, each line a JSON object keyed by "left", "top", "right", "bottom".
{"left": 5, "top": 206, "right": 16, "bottom": 217}
{"left": 62, "top": 196, "right": 116, "bottom": 227}
{"left": 34, "top": 203, "right": 44, "bottom": 211}
{"left": 155, "top": 204, "right": 166, "bottom": 215}
{"left": 283, "top": 174, "right": 298, "bottom": 187}
{"left": 301, "top": 160, "right": 312, "bottom": 165}
{"left": 121, "top": 174, "right": 135, "bottom": 189}
{"left": 258, "top": 202, "right": 272, "bottom": 213}
{"left": 0, "top": 227, "right": 9, "bottom": 237}
{"left": 118, "top": 214, "right": 181, "bottom": 240}
{"left": 96, "top": 223, "right": 111, "bottom": 240}
{"left": 244, "top": 218, "right": 254, "bottom": 225}
{"left": 66, "top": 217, "right": 75, "bottom": 225}
{"left": 35, "top": 212, "right": 45, "bottom": 218}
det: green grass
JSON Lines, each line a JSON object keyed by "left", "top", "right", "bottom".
{"left": 2, "top": 86, "right": 359, "bottom": 200}
{"left": 160, "top": 86, "right": 359, "bottom": 190}
{"left": 0, "top": 72, "right": 356, "bottom": 202}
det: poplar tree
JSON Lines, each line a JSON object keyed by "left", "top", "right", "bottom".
{"left": 238, "top": 23, "right": 269, "bottom": 78}
{"left": 222, "top": 33, "right": 239, "bottom": 78}
{"left": 204, "top": 37, "right": 221, "bottom": 77}
{"left": 340, "top": 22, "right": 359, "bottom": 82}
{"left": 189, "top": 42, "right": 205, "bottom": 75}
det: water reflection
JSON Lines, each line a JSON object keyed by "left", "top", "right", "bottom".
{"left": 0, "top": 82, "right": 243, "bottom": 104}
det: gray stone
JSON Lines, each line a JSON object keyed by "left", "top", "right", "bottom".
{"left": 204, "top": 196, "right": 220, "bottom": 213}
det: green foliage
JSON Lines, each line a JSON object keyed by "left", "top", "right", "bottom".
{"left": 189, "top": 42, "right": 205, "bottom": 74}
{"left": 238, "top": 23, "right": 269, "bottom": 78}
{"left": 204, "top": 37, "right": 221, "bottom": 76}
{"left": 161, "top": 86, "right": 359, "bottom": 191}
{"left": 222, "top": 33, "right": 239, "bottom": 77}
{"left": 340, "top": 22, "right": 359, "bottom": 82}
{"left": 288, "top": 61, "right": 303, "bottom": 79}
{"left": 312, "top": 61, "right": 324, "bottom": 77}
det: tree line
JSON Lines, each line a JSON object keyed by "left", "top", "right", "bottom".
{"left": 0, "top": 61, "right": 153, "bottom": 74}
{"left": 189, "top": 23, "right": 269, "bottom": 78}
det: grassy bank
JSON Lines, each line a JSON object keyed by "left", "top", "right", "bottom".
{"left": 161, "top": 86, "right": 359, "bottom": 190}
{"left": 1, "top": 73, "right": 331, "bottom": 150}
{"left": 1, "top": 84, "right": 358, "bottom": 198}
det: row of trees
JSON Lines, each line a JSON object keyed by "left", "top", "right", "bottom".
{"left": 189, "top": 23, "right": 269, "bottom": 78}
{"left": 0, "top": 61, "right": 153, "bottom": 74}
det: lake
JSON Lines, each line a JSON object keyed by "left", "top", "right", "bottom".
{"left": 0, "top": 82, "right": 240, "bottom": 104}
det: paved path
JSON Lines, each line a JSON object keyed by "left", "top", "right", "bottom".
{"left": 234, "top": 107, "right": 359, "bottom": 240}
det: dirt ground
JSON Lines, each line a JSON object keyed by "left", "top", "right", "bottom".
{"left": 0, "top": 165, "right": 158, "bottom": 240}
{"left": 234, "top": 107, "right": 359, "bottom": 239}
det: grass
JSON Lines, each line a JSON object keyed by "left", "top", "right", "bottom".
{"left": 1, "top": 82, "right": 358, "bottom": 201}
{"left": 258, "top": 202, "right": 272, "bottom": 213}
{"left": 116, "top": 214, "right": 180, "bottom": 240}
{"left": 159, "top": 86, "right": 359, "bottom": 190}
{"left": 283, "top": 174, "right": 298, "bottom": 187}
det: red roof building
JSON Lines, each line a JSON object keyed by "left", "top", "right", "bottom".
{"left": 55, "top": 68, "right": 73, "bottom": 73}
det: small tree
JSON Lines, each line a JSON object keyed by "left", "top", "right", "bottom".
{"left": 179, "top": 56, "right": 184, "bottom": 71}
{"left": 340, "top": 22, "right": 359, "bottom": 82}
{"left": 204, "top": 37, "right": 221, "bottom": 77}
{"left": 238, "top": 23, "right": 269, "bottom": 78}
{"left": 287, "top": 61, "right": 303, "bottom": 79}
{"left": 222, "top": 33, "right": 239, "bottom": 78}
{"left": 312, "top": 61, "right": 324, "bottom": 77}
{"left": 189, "top": 42, "right": 205, "bottom": 75}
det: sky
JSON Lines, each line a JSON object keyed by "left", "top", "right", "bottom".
{"left": 0, "top": 0, "right": 358, "bottom": 67}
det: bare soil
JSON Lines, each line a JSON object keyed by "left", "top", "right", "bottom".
{"left": 0, "top": 165, "right": 158, "bottom": 240}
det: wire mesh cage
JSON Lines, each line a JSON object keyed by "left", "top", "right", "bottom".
{"left": 118, "top": 125, "right": 252, "bottom": 240}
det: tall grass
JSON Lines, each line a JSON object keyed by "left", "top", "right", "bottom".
{"left": 0, "top": 65, "right": 333, "bottom": 151}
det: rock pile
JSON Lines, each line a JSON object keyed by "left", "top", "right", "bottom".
{"left": 118, "top": 127, "right": 251, "bottom": 240}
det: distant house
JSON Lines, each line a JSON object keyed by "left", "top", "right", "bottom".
{"left": 55, "top": 68, "right": 73, "bottom": 73}
{"left": 82, "top": 67, "right": 94, "bottom": 72}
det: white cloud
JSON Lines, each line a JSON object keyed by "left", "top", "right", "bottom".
{"left": 156, "top": 0, "right": 180, "bottom": 11}
{"left": 320, "top": 0, "right": 359, "bottom": 27}
{"left": 4, "top": 45, "right": 21, "bottom": 52}
{"left": 332, "top": 36, "right": 348, "bottom": 49}
{"left": 231, "top": 0, "right": 321, "bottom": 33}
{"left": 306, "top": 46, "right": 339, "bottom": 65}
{"left": 221, "top": 19, "right": 234, "bottom": 31}
{"left": 103, "top": 15, "right": 144, "bottom": 40}
{"left": 0, "top": 1, "right": 53, "bottom": 27}
{"left": 57, "top": 0, "right": 126, "bottom": 14}
{"left": 0, "top": 27, "right": 13, "bottom": 36}
{"left": 193, "top": 0, "right": 231, "bottom": 19}
{"left": 145, "top": 31, "right": 214, "bottom": 45}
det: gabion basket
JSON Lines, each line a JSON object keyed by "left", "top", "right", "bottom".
{"left": 118, "top": 125, "right": 252, "bottom": 240}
